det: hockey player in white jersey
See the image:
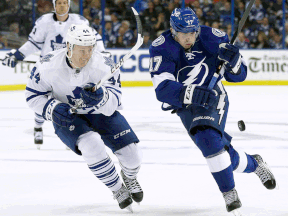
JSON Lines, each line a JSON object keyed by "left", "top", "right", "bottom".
{"left": 2, "top": 0, "right": 105, "bottom": 148}
{"left": 25, "top": 24, "right": 143, "bottom": 211}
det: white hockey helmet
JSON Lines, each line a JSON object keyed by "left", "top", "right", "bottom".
{"left": 66, "top": 24, "right": 97, "bottom": 67}
{"left": 66, "top": 24, "right": 97, "bottom": 48}
{"left": 53, "top": 0, "right": 70, "bottom": 16}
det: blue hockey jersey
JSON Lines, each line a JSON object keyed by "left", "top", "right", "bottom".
{"left": 149, "top": 26, "right": 247, "bottom": 110}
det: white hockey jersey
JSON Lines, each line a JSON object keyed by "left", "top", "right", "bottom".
{"left": 25, "top": 49, "right": 122, "bottom": 118}
{"left": 19, "top": 13, "right": 105, "bottom": 58}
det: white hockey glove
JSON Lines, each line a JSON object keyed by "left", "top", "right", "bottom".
{"left": 218, "top": 43, "right": 241, "bottom": 75}
{"left": 183, "top": 84, "right": 217, "bottom": 108}
{"left": 2, "top": 49, "right": 25, "bottom": 68}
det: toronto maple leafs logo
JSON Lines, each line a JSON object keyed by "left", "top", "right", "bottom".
{"left": 103, "top": 56, "right": 115, "bottom": 68}
{"left": 66, "top": 87, "right": 86, "bottom": 109}
{"left": 177, "top": 57, "right": 209, "bottom": 86}
{"left": 51, "top": 34, "right": 66, "bottom": 51}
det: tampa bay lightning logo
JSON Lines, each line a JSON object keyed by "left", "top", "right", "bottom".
{"left": 177, "top": 57, "right": 209, "bottom": 86}
{"left": 152, "top": 35, "right": 165, "bottom": 47}
{"left": 171, "top": 9, "right": 181, "bottom": 18}
{"left": 51, "top": 34, "right": 66, "bottom": 51}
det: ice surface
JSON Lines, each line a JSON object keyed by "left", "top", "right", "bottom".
{"left": 0, "top": 86, "right": 287, "bottom": 216}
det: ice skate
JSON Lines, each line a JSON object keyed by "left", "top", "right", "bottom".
{"left": 121, "top": 170, "right": 143, "bottom": 203}
{"left": 223, "top": 188, "right": 242, "bottom": 214}
{"left": 252, "top": 154, "right": 277, "bottom": 190}
{"left": 34, "top": 127, "right": 43, "bottom": 149}
{"left": 113, "top": 184, "right": 133, "bottom": 212}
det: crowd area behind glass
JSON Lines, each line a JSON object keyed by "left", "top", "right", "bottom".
{"left": 0, "top": 0, "right": 287, "bottom": 50}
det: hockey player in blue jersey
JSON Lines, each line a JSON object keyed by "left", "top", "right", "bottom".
{"left": 149, "top": 7, "right": 277, "bottom": 214}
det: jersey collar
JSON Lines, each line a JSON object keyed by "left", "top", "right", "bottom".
{"left": 53, "top": 13, "right": 69, "bottom": 22}
{"left": 66, "top": 56, "right": 73, "bottom": 69}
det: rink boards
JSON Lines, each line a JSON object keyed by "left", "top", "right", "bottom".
{"left": 1, "top": 49, "right": 288, "bottom": 91}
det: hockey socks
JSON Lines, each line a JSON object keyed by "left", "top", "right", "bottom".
{"left": 207, "top": 151, "right": 235, "bottom": 192}
{"left": 35, "top": 112, "right": 44, "bottom": 128}
{"left": 88, "top": 156, "right": 122, "bottom": 192}
{"left": 194, "top": 128, "right": 235, "bottom": 192}
{"left": 225, "top": 145, "right": 258, "bottom": 173}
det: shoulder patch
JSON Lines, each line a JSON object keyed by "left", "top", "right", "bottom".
{"left": 40, "top": 54, "right": 54, "bottom": 64}
{"left": 152, "top": 35, "right": 165, "bottom": 47}
{"left": 36, "top": 15, "right": 45, "bottom": 23}
{"left": 103, "top": 56, "right": 115, "bottom": 68}
{"left": 78, "top": 14, "right": 87, "bottom": 21}
{"left": 212, "top": 28, "right": 226, "bottom": 37}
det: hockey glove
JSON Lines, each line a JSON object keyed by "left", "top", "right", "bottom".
{"left": 218, "top": 43, "right": 241, "bottom": 75}
{"left": 182, "top": 84, "right": 217, "bottom": 108}
{"left": 43, "top": 99, "right": 76, "bottom": 127}
{"left": 80, "top": 83, "right": 109, "bottom": 109}
{"left": 2, "top": 49, "right": 25, "bottom": 68}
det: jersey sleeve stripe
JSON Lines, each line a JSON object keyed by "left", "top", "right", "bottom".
{"left": 26, "top": 94, "right": 40, "bottom": 102}
{"left": 28, "top": 40, "right": 41, "bottom": 50}
{"left": 106, "top": 86, "right": 121, "bottom": 94}
{"left": 35, "top": 112, "right": 42, "bottom": 118}
{"left": 26, "top": 87, "right": 51, "bottom": 95}
{"left": 107, "top": 89, "right": 121, "bottom": 106}
{"left": 151, "top": 72, "right": 176, "bottom": 89}
{"left": 28, "top": 36, "right": 45, "bottom": 44}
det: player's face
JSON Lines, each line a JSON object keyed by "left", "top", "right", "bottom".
{"left": 174, "top": 31, "right": 197, "bottom": 49}
{"left": 55, "top": 0, "right": 69, "bottom": 15}
{"left": 70, "top": 45, "right": 94, "bottom": 68}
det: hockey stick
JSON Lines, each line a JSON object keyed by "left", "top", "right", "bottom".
{"left": 0, "top": 58, "right": 36, "bottom": 64}
{"left": 69, "top": 7, "right": 144, "bottom": 114}
{"left": 207, "top": 0, "right": 255, "bottom": 90}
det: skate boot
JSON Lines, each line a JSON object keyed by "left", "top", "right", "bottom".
{"left": 252, "top": 154, "right": 277, "bottom": 189}
{"left": 34, "top": 127, "right": 43, "bottom": 149}
{"left": 223, "top": 188, "right": 242, "bottom": 214}
{"left": 121, "top": 170, "right": 143, "bottom": 203}
{"left": 113, "top": 184, "right": 133, "bottom": 212}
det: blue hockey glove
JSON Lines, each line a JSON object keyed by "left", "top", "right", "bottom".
{"left": 182, "top": 84, "right": 217, "bottom": 108}
{"left": 43, "top": 99, "right": 76, "bottom": 127}
{"left": 218, "top": 43, "right": 241, "bottom": 75}
{"left": 80, "top": 83, "right": 109, "bottom": 109}
{"left": 2, "top": 49, "right": 25, "bottom": 68}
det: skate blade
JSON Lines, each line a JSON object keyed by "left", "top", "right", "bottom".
{"left": 266, "top": 163, "right": 279, "bottom": 190}
{"left": 231, "top": 209, "right": 243, "bottom": 216}
{"left": 275, "top": 182, "right": 280, "bottom": 190}
{"left": 36, "top": 144, "right": 41, "bottom": 150}
{"left": 125, "top": 204, "right": 133, "bottom": 213}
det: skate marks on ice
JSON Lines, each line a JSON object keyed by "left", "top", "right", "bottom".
{"left": 1, "top": 204, "right": 287, "bottom": 216}
{"left": 132, "top": 121, "right": 288, "bottom": 142}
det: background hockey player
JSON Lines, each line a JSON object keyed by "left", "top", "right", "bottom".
{"left": 149, "top": 7, "right": 276, "bottom": 214}
{"left": 2, "top": 0, "right": 105, "bottom": 148}
{"left": 24, "top": 24, "right": 143, "bottom": 211}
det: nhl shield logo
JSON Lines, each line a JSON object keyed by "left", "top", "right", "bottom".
{"left": 69, "top": 125, "right": 75, "bottom": 131}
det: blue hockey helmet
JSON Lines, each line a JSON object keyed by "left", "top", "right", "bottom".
{"left": 170, "top": 8, "right": 200, "bottom": 34}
